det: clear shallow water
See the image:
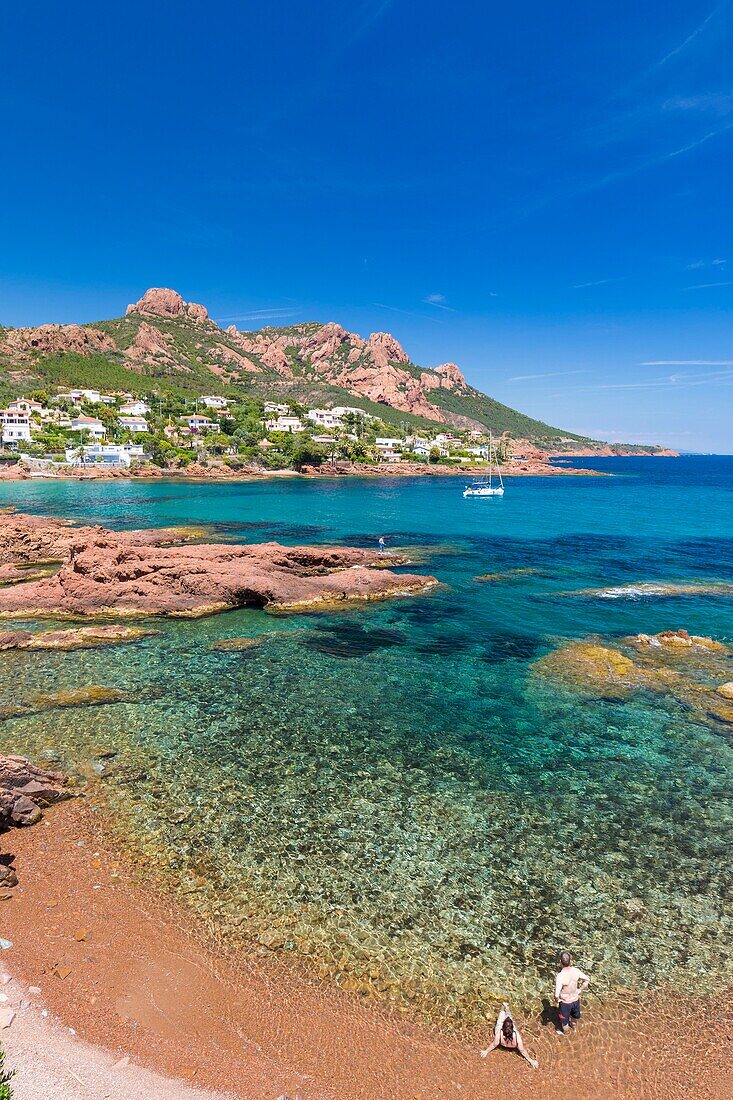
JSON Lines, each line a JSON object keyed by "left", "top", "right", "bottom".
{"left": 0, "top": 457, "right": 732, "bottom": 1023}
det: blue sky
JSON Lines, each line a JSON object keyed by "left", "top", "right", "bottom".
{"left": 2, "top": 2, "right": 732, "bottom": 451}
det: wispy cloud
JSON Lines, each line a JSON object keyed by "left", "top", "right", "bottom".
{"left": 547, "top": 367, "right": 733, "bottom": 397}
{"left": 572, "top": 277, "right": 616, "bottom": 289}
{"left": 687, "top": 258, "right": 726, "bottom": 269}
{"left": 641, "top": 359, "right": 733, "bottom": 366}
{"left": 214, "top": 307, "right": 299, "bottom": 323}
{"left": 648, "top": 5, "right": 727, "bottom": 73}
{"left": 508, "top": 369, "right": 587, "bottom": 382}
{"left": 665, "top": 92, "right": 733, "bottom": 116}
{"left": 423, "top": 292, "right": 456, "bottom": 312}
{"left": 373, "top": 301, "right": 443, "bottom": 323}
{"left": 684, "top": 280, "right": 733, "bottom": 289}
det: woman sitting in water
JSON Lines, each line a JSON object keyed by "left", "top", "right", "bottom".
{"left": 480, "top": 1002, "right": 539, "bottom": 1069}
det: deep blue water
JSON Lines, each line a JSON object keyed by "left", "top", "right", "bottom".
{"left": 0, "top": 456, "right": 731, "bottom": 1021}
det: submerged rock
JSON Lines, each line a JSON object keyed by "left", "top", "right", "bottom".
{"left": 0, "top": 625, "right": 158, "bottom": 651}
{"left": 211, "top": 637, "right": 262, "bottom": 651}
{"left": 532, "top": 632, "right": 733, "bottom": 725}
{"left": 27, "top": 686, "right": 128, "bottom": 710}
{"left": 570, "top": 581, "right": 733, "bottom": 600}
{"left": 474, "top": 568, "right": 543, "bottom": 583}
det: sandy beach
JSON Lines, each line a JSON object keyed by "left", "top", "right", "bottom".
{"left": 1, "top": 798, "right": 730, "bottom": 1100}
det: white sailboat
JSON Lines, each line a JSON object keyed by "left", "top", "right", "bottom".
{"left": 463, "top": 432, "right": 505, "bottom": 497}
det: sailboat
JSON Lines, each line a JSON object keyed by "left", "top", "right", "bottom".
{"left": 463, "top": 432, "right": 505, "bottom": 497}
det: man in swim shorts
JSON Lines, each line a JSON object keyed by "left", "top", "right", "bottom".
{"left": 554, "top": 951, "right": 590, "bottom": 1034}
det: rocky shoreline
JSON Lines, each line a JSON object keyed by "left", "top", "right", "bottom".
{"left": 0, "top": 512, "right": 437, "bottom": 618}
{"left": 0, "top": 456, "right": 606, "bottom": 482}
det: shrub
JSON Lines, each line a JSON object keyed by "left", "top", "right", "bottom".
{"left": 0, "top": 1044, "right": 14, "bottom": 1098}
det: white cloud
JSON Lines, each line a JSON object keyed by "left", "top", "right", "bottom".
{"left": 423, "top": 293, "right": 456, "bottom": 312}
{"left": 685, "top": 280, "right": 733, "bottom": 289}
{"left": 640, "top": 359, "right": 733, "bottom": 366}
{"left": 508, "top": 369, "right": 586, "bottom": 382}
{"left": 572, "top": 278, "right": 615, "bottom": 289}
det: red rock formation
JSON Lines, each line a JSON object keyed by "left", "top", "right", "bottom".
{"left": 0, "top": 324, "right": 115, "bottom": 360}
{"left": 434, "top": 362, "right": 466, "bottom": 388}
{"left": 0, "top": 527, "right": 436, "bottom": 618}
{"left": 0, "top": 755, "right": 69, "bottom": 831}
{"left": 123, "top": 320, "right": 178, "bottom": 369}
{"left": 366, "top": 332, "right": 408, "bottom": 368}
{"left": 301, "top": 323, "right": 357, "bottom": 365}
{"left": 0, "top": 513, "right": 202, "bottom": 566}
{"left": 125, "top": 287, "right": 210, "bottom": 324}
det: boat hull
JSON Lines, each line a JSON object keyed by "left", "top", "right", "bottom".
{"left": 463, "top": 487, "right": 504, "bottom": 497}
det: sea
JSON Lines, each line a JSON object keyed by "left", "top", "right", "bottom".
{"left": 0, "top": 455, "right": 731, "bottom": 1023}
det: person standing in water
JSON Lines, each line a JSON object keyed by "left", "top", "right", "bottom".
{"left": 554, "top": 951, "right": 590, "bottom": 1034}
{"left": 480, "top": 1002, "right": 539, "bottom": 1068}
{"left": 378, "top": 536, "right": 385, "bottom": 556}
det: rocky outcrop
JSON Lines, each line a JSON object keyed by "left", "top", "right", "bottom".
{"left": 125, "top": 287, "right": 210, "bottom": 324}
{"left": 0, "top": 755, "right": 70, "bottom": 831}
{"left": 0, "top": 513, "right": 204, "bottom": 566}
{"left": 0, "top": 518, "right": 436, "bottom": 618}
{"left": 123, "top": 320, "right": 178, "bottom": 369}
{"left": 365, "top": 332, "right": 408, "bottom": 368}
{"left": 0, "top": 324, "right": 115, "bottom": 360}
{"left": 434, "top": 362, "right": 466, "bottom": 388}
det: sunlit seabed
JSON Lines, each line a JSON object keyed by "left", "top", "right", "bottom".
{"left": 0, "top": 457, "right": 731, "bottom": 1024}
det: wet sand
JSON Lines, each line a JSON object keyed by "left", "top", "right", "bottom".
{"left": 2, "top": 799, "right": 731, "bottom": 1099}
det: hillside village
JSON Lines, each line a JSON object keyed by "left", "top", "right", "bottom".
{"left": 0, "top": 386, "right": 511, "bottom": 473}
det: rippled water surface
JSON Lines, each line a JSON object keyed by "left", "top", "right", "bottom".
{"left": 1, "top": 457, "right": 732, "bottom": 1022}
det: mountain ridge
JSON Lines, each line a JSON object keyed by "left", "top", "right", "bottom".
{"left": 0, "top": 288, "right": 668, "bottom": 451}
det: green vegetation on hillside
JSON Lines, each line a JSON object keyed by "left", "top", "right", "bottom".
{"left": 430, "top": 387, "right": 590, "bottom": 443}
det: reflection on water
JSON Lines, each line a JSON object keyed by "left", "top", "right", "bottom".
{"left": 0, "top": 458, "right": 731, "bottom": 1024}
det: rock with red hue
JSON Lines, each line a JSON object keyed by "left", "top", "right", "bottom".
{"left": 0, "top": 754, "right": 70, "bottom": 830}
{"left": 301, "top": 323, "right": 356, "bottom": 365}
{"left": 123, "top": 321, "right": 178, "bottom": 369}
{"left": 366, "top": 332, "right": 409, "bottom": 368}
{"left": 0, "top": 512, "right": 204, "bottom": 566}
{"left": 0, "top": 325, "right": 115, "bottom": 360}
{"left": 125, "top": 287, "right": 210, "bottom": 325}
{"left": 0, "top": 522, "right": 437, "bottom": 618}
{"left": 434, "top": 362, "right": 467, "bottom": 389}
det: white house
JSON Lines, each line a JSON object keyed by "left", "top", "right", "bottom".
{"left": 185, "top": 414, "right": 219, "bottom": 433}
{"left": 306, "top": 408, "right": 342, "bottom": 429}
{"left": 201, "top": 396, "right": 229, "bottom": 410}
{"left": 64, "top": 443, "right": 146, "bottom": 468}
{"left": 69, "top": 415, "right": 106, "bottom": 438}
{"left": 264, "top": 401, "right": 288, "bottom": 415}
{"left": 0, "top": 411, "right": 32, "bottom": 445}
{"left": 413, "top": 440, "right": 447, "bottom": 458}
{"left": 7, "top": 398, "right": 44, "bottom": 416}
{"left": 265, "top": 415, "right": 304, "bottom": 433}
{"left": 119, "top": 399, "right": 150, "bottom": 416}
{"left": 118, "top": 415, "right": 149, "bottom": 433}
{"left": 374, "top": 437, "right": 404, "bottom": 463}
{"left": 331, "top": 406, "right": 374, "bottom": 421}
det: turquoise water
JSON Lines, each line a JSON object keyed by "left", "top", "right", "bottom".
{"left": 0, "top": 457, "right": 731, "bottom": 1022}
